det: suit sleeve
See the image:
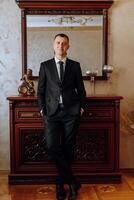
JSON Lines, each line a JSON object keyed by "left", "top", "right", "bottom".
{"left": 37, "top": 63, "right": 46, "bottom": 114}
{"left": 75, "top": 63, "right": 86, "bottom": 109}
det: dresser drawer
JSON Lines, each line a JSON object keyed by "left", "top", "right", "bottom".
{"left": 81, "top": 107, "right": 115, "bottom": 122}
{"left": 15, "top": 108, "right": 42, "bottom": 122}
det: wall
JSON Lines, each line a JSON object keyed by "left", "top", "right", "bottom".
{"left": 0, "top": 0, "right": 21, "bottom": 169}
{"left": 110, "top": 0, "right": 134, "bottom": 168}
{"left": 0, "top": 0, "right": 134, "bottom": 170}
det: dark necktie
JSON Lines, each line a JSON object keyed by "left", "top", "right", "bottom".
{"left": 59, "top": 61, "right": 64, "bottom": 82}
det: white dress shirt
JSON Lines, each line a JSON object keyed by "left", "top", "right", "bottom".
{"left": 54, "top": 56, "right": 67, "bottom": 104}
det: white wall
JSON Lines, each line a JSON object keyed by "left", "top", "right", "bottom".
{"left": 0, "top": 0, "right": 21, "bottom": 169}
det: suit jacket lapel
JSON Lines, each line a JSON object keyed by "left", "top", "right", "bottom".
{"left": 63, "top": 58, "right": 71, "bottom": 82}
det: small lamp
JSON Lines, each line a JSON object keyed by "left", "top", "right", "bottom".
{"left": 86, "top": 69, "right": 98, "bottom": 94}
{"left": 103, "top": 65, "right": 113, "bottom": 78}
{"left": 86, "top": 69, "right": 98, "bottom": 82}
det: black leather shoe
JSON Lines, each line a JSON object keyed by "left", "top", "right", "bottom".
{"left": 56, "top": 183, "right": 66, "bottom": 200}
{"left": 68, "top": 182, "right": 81, "bottom": 200}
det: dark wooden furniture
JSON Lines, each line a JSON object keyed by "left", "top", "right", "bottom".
{"left": 15, "top": 0, "right": 113, "bottom": 80}
{"left": 7, "top": 95, "right": 122, "bottom": 184}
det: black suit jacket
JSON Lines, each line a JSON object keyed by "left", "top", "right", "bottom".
{"left": 37, "top": 58, "right": 86, "bottom": 116}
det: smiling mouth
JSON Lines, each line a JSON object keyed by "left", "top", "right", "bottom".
{"left": 58, "top": 49, "right": 64, "bottom": 51}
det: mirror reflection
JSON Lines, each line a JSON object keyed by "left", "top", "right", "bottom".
{"left": 27, "top": 15, "right": 103, "bottom": 76}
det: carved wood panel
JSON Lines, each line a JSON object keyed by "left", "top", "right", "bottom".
{"left": 21, "top": 129, "right": 48, "bottom": 163}
{"left": 75, "top": 128, "right": 109, "bottom": 162}
{"left": 15, "top": 123, "right": 114, "bottom": 169}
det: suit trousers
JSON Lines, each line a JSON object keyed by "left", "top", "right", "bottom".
{"left": 43, "top": 105, "right": 80, "bottom": 184}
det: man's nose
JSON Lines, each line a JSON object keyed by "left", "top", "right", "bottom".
{"left": 60, "top": 43, "right": 63, "bottom": 48}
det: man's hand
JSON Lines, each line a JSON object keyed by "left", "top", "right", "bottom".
{"left": 80, "top": 108, "right": 84, "bottom": 116}
{"left": 40, "top": 109, "right": 43, "bottom": 117}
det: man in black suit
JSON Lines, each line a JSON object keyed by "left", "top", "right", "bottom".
{"left": 37, "top": 33, "right": 86, "bottom": 200}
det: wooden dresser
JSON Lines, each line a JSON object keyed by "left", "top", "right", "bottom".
{"left": 7, "top": 95, "right": 122, "bottom": 184}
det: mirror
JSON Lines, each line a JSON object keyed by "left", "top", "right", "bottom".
{"left": 26, "top": 14, "right": 103, "bottom": 77}
{"left": 17, "top": 0, "right": 113, "bottom": 80}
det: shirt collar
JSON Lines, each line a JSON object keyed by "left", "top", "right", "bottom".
{"left": 54, "top": 56, "right": 67, "bottom": 64}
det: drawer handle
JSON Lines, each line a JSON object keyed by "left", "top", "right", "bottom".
{"left": 33, "top": 112, "right": 41, "bottom": 117}
{"left": 19, "top": 112, "right": 41, "bottom": 118}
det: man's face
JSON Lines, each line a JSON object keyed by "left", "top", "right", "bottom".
{"left": 53, "top": 36, "right": 69, "bottom": 58}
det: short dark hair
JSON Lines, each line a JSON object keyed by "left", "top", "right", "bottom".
{"left": 54, "top": 33, "right": 69, "bottom": 42}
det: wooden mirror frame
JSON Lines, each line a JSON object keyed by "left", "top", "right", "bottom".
{"left": 15, "top": 0, "right": 113, "bottom": 80}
